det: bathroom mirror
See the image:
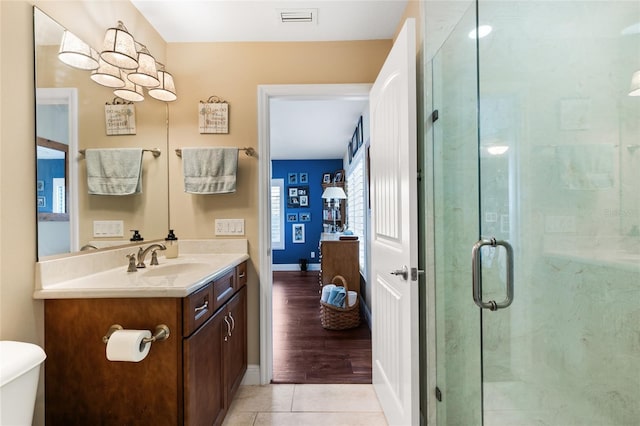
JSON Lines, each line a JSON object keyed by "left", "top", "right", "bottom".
{"left": 34, "top": 7, "right": 169, "bottom": 259}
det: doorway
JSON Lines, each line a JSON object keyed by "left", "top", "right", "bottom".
{"left": 258, "top": 84, "right": 372, "bottom": 385}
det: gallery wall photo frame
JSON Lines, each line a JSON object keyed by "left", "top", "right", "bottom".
{"left": 287, "top": 213, "right": 298, "bottom": 222}
{"left": 37, "top": 196, "right": 46, "bottom": 208}
{"left": 287, "top": 185, "right": 309, "bottom": 208}
{"left": 299, "top": 172, "right": 308, "bottom": 184}
{"left": 300, "top": 212, "right": 311, "bottom": 222}
{"left": 36, "top": 180, "right": 44, "bottom": 192}
{"left": 198, "top": 95, "right": 229, "bottom": 134}
{"left": 292, "top": 223, "right": 305, "bottom": 243}
{"left": 333, "top": 169, "right": 345, "bottom": 183}
{"left": 288, "top": 173, "right": 298, "bottom": 184}
{"left": 322, "top": 173, "right": 333, "bottom": 184}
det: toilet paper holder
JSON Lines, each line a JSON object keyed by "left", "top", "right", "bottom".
{"left": 102, "top": 324, "right": 171, "bottom": 345}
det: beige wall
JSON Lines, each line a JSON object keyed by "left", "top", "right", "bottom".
{"left": 1, "top": 1, "right": 167, "bottom": 424}
{"left": 166, "top": 40, "right": 392, "bottom": 364}
{"left": 0, "top": 0, "right": 418, "bottom": 422}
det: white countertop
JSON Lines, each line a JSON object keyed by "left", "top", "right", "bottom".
{"left": 34, "top": 239, "right": 249, "bottom": 299}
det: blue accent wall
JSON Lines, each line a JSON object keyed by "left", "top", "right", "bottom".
{"left": 37, "top": 158, "right": 65, "bottom": 213}
{"left": 272, "top": 159, "right": 343, "bottom": 265}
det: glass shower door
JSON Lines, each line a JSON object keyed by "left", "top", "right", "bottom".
{"left": 432, "top": 1, "right": 640, "bottom": 425}
{"left": 476, "top": 1, "right": 640, "bottom": 425}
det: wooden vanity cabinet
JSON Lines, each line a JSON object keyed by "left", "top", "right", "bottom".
{"left": 183, "top": 286, "right": 247, "bottom": 425}
{"left": 44, "top": 261, "right": 248, "bottom": 426}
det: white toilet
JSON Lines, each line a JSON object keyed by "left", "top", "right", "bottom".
{"left": 0, "top": 341, "right": 46, "bottom": 425}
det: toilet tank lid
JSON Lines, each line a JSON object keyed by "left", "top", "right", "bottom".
{"left": 0, "top": 341, "right": 46, "bottom": 387}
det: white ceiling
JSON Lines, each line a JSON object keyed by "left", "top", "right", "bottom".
{"left": 130, "top": 0, "right": 409, "bottom": 159}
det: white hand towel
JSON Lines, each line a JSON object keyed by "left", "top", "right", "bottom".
{"left": 182, "top": 147, "right": 238, "bottom": 194}
{"left": 85, "top": 148, "right": 143, "bottom": 195}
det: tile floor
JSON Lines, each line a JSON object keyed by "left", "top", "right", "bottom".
{"left": 223, "top": 384, "right": 389, "bottom": 426}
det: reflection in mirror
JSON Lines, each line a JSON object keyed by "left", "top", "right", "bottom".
{"left": 34, "top": 7, "right": 169, "bottom": 259}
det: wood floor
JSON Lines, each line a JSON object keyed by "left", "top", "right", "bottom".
{"left": 272, "top": 271, "right": 372, "bottom": 384}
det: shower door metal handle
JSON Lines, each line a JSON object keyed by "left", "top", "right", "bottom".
{"left": 472, "top": 238, "right": 514, "bottom": 311}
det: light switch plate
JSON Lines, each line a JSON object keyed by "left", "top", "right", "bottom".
{"left": 93, "top": 220, "right": 124, "bottom": 237}
{"left": 215, "top": 219, "right": 245, "bottom": 236}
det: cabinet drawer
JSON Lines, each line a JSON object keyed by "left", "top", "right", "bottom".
{"left": 212, "top": 268, "right": 236, "bottom": 312}
{"left": 235, "top": 261, "right": 247, "bottom": 290}
{"left": 183, "top": 283, "right": 213, "bottom": 336}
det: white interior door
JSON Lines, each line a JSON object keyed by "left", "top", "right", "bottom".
{"left": 369, "top": 18, "right": 419, "bottom": 425}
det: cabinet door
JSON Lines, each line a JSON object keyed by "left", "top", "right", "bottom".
{"left": 183, "top": 307, "right": 225, "bottom": 426}
{"left": 225, "top": 287, "right": 247, "bottom": 407}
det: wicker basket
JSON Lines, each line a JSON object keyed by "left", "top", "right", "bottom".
{"left": 320, "top": 275, "right": 360, "bottom": 330}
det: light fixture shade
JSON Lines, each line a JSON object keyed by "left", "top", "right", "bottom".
{"left": 100, "top": 22, "right": 138, "bottom": 70}
{"left": 114, "top": 72, "right": 144, "bottom": 102}
{"left": 148, "top": 70, "right": 177, "bottom": 102}
{"left": 128, "top": 49, "right": 160, "bottom": 87}
{"left": 629, "top": 70, "right": 640, "bottom": 96}
{"left": 90, "top": 58, "right": 125, "bottom": 88}
{"left": 58, "top": 30, "right": 99, "bottom": 70}
{"left": 321, "top": 186, "right": 347, "bottom": 200}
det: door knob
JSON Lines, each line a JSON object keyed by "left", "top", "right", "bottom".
{"left": 390, "top": 265, "right": 409, "bottom": 280}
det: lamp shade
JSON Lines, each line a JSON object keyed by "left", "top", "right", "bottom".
{"left": 321, "top": 186, "right": 347, "bottom": 200}
{"left": 629, "top": 70, "right": 640, "bottom": 96}
{"left": 128, "top": 48, "right": 160, "bottom": 87}
{"left": 90, "top": 58, "right": 125, "bottom": 88}
{"left": 114, "top": 73, "right": 144, "bottom": 102}
{"left": 100, "top": 22, "right": 138, "bottom": 70}
{"left": 58, "top": 30, "right": 99, "bottom": 70}
{"left": 148, "top": 70, "right": 177, "bottom": 102}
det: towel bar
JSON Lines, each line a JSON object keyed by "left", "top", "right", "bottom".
{"left": 175, "top": 147, "right": 256, "bottom": 157}
{"left": 79, "top": 148, "right": 162, "bottom": 158}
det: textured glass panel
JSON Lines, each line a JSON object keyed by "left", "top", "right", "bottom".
{"left": 478, "top": 1, "right": 640, "bottom": 424}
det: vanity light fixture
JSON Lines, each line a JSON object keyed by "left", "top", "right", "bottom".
{"left": 58, "top": 20, "right": 177, "bottom": 102}
{"left": 58, "top": 30, "right": 99, "bottom": 70}
{"left": 128, "top": 46, "right": 160, "bottom": 88}
{"left": 469, "top": 25, "right": 493, "bottom": 39}
{"left": 100, "top": 21, "right": 138, "bottom": 70}
{"left": 114, "top": 72, "right": 145, "bottom": 102}
{"left": 629, "top": 70, "right": 640, "bottom": 96}
{"left": 90, "top": 58, "right": 125, "bottom": 88}
{"left": 487, "top": 145, "right": 509, "bottom": 155}
{"left": 148, "top": 70, "right": 177, "bottom": 102}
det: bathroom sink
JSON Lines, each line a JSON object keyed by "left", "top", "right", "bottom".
{"left": 141, "top": 262, "right": 211, "bottom": 277}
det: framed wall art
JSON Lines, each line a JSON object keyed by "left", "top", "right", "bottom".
{"left": 292, "top": 223, "right": 305, "bottom": 243}
{"left": 287, "top": 185, "right": 309, "bottom": 208}
{"left": 198, "top": 95, "right": 229, "bottom": 134}
{"left": 105, "top": 98, "right": 136, "bottom": 136}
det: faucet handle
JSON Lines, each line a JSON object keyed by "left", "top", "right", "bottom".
{"left": 150, "top": 250, "right": 160, "bottom": 266}
{"left": 126, "top": 253, "right": 137, "bottom": 273}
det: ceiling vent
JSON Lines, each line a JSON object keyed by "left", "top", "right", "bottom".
{"left": 279, "top": 9, "right": 317, "bottom": 24}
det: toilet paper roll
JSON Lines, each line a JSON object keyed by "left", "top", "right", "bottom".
{"left": 106, "top": 329, "right": 152, "bottom": 362}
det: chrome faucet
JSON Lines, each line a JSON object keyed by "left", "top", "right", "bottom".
{"left": 126, "top": 253, "right": 137, "bottom": 272}
{"left": 136, "top": 243, "right": 166, "bottom": 268}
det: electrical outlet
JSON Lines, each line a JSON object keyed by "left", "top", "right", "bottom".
{"left": 545, "top": 215, "right": 576, "bottom": 233}
{"left": 311, "top": 251, "right": 315, "bottom": 258}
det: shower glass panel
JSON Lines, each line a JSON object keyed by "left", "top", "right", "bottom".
{"left": 476, "top": 1, "right": 640, "bottom": 425}
{"left": 432, "top": 0, "right": 640, "bottom": 424}
{"left": 431, "top": 2, "right": 482, "bottom": 425}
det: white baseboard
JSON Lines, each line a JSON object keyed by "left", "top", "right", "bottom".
{"left": 241, "top": 364, "right": 261, "bottom": 385}
{"left": 271, "top": 263, "right": 320, "bottom": 271}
